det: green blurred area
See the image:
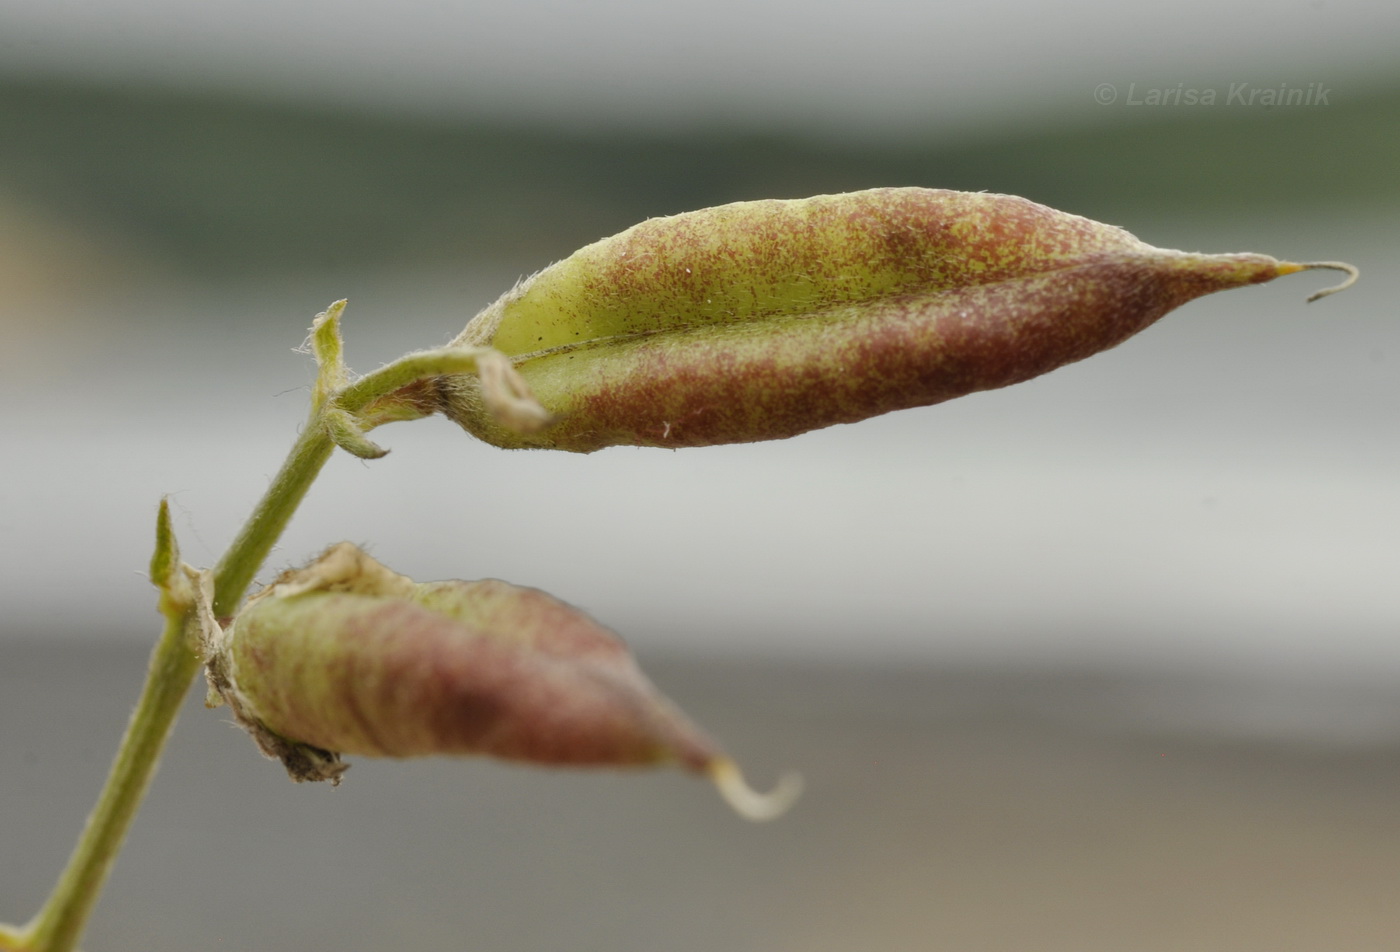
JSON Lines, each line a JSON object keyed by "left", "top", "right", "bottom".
{"left": 1, "top": 73, "right": 1397, "bottom": 283}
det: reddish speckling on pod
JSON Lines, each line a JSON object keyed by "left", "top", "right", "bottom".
{"left": 208, "top": 543, "right": 800, "bottom": 820}
{"left": 436, "top": 187, "right": 1356, "bottom": 452}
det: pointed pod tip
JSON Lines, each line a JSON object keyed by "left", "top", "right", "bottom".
{"left": 708, "top": 759, "right": 803, "bottom": 822}
{"left": 1276, "top": 261, "right": 1359, "bottom": 303}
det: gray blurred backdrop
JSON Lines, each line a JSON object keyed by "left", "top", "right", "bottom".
{"left": 2, "top": 2, "right": 1399, "bottom": 950}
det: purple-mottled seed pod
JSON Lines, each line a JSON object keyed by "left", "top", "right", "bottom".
{"left": 438, "top": 188, "right": 1353, "bottom": 452}
{"left": 212, "top": 544, "right": 799, "bottom": 820}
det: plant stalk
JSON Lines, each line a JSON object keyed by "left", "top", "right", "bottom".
{"left": 2, "top": 304, "right": 515, "bottom": 951}
{"left": 13, "top": 422, "right": 335, "bottom": 952}
{"left": 19, "top": 610, "right": 202, "bottom": 952}
{"left": 210, "top": 425, "right": 336, "bottom": 618}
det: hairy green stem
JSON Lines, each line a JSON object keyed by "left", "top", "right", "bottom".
{"left": 19, "top": 610, "right": 202, "bottom": 952}
{"left": 11, "top": 422, "right": 336, "bottom": 952}
{"left": 337, "top": 345, "right": 497, "bottom": 412}
{"left": 211, "top": 425, "right": 336, "bottom": 618}
{"left": 1, "top": 303, "right": 513, "bottom": 951}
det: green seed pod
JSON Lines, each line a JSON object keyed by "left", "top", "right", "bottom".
{"left": 437, "top": 187, "right": 1355, "bottom": 452}
{"left": 208, "top": 544, "right": 798, "bottom": 820}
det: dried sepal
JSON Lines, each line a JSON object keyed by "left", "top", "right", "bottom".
{"left": 215, "top": 544, "right": 795, "bottom": 818}
{"left": 437, "top": 188, "right": 1356, "bottom": 452}
{"left": 199, "top": 563, "right": 347, "bottom": 784}
{"left": 474, "top": 347, "right": 555, "bottom": 433}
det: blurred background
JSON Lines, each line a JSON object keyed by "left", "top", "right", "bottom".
{"left": 2, "top": 1, "right": 1399, "bottom": 949}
